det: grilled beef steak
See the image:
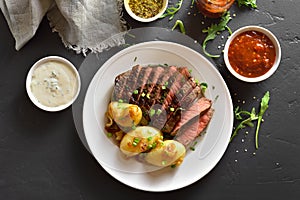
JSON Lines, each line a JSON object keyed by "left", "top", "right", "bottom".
{"left": 111, "top": 65, "right": 214, "bottom": 143}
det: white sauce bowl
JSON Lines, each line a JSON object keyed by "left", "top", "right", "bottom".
{"left": 26, "top": 56, "right": 81, "bottom": 112}
{"left": 223, "top": 25, "right": 281, "bottom": 82}
{"left": 124, "top": 0, "right": 168, "bottom": 23}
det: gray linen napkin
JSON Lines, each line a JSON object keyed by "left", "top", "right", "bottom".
{"left": 0, "top": 0, "right": 126, "bottom": 55}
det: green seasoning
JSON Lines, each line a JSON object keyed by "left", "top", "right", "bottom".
{"left": 129, "top": 0, "right": 164, "bottom": 19}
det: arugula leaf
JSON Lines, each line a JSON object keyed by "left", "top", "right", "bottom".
{"left": 172, "top": 20, "right": 186, "bottom": 34}
{"left": 230, "top": 107, "right": 257, "bottom": 142}
{"left": 160, "top": 0, "right": 184, "bottom": 20}
{"left": 237, "top": 0, "right": 258, "bottom": 8}
{"left": 202, "top": 11, "right": 232, "bottom": 58}
{"left": 230, "top": 91, "right": 270, "bottom": 149}
{"left": 255, "top": 91, "right": 270, "bottom": 149}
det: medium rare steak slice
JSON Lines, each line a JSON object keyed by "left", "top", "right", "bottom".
{"left": 170, "top": 97, "right": 212, "bottom": 136}
{"left": 150, "top": 67, "right": 189, "bottom": 129}
{"left": 175, "top": 108, "right": 214, "bottom": 146}
{"left": 162, "top": 85, "right": 203, "bottom": 134}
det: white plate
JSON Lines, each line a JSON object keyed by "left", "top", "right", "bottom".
{"left": 82, "top": 41, "right": 233, "bottom": 192}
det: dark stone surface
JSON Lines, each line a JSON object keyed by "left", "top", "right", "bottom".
{"left": 0, "top": 1, "right": 299, "bottom": 199}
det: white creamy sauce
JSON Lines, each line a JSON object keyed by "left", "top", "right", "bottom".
{"left": 30, "top": 60, "right": 78, "bottom": 107}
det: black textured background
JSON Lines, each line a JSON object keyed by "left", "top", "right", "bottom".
{"left": 0, "top": 1, "right": 299, "bottom": 199}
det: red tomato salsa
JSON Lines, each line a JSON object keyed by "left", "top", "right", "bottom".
{"left": 228, "top": 30, "right": 276, "bottom": 78}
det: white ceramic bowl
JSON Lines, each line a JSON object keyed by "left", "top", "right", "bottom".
{"left": 124, "top": 0, "right": 168, "bottom": 23}
{"left": 26, "top": 56, "right": 81, "bottom": 112}
{"left": 224, "top": 25, "right": 281, "bottom": 82}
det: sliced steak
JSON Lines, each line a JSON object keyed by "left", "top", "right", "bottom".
{"left": 161, "top": 67, "right": 190, "bottom": 110}
{"left": 162, "top": 85, "right": 204, "bottom": 134}
{"left": 170, "top": 97, "right": 212, "bottom": 136}
{"left": 137, "top": 66, "right": 165, "bottom": 110}
{"left": 121, "top": 65, "right": 142, "bottom": 102}
{"left": 175, "top": 108, "right": 214, "bottom": 146}
{"left": 150, "top": 66, "right": 187, "bottom": 129}
{"left": 112, "top": 70, "right": 131, "bottom": 101}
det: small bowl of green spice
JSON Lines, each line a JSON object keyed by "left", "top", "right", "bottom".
{"left": 124, "top": 0, "right": 168, "bottom": 22}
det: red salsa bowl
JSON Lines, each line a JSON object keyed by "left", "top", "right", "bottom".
{"left": 224, "top": 26, "right": 281, "bottom": 82}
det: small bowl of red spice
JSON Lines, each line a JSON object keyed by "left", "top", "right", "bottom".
{"left": 224, "top": 26, "right": 281, "bottom": 82}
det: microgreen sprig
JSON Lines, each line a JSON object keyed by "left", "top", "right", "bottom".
{"left": 172, "top": 19, "right": 186, "bottom": 34}
{"left": 237, "top": 0, "right": 258, "bottom": 8}
{"left": 202, "top": 11, "right": 232, "bottom": 58}
{"left": 230, "top": 91, "right": 270, "bottom": 149}
{"left": 255, "top": 91, "right": 270, "bottom": 149}
{"left": 160, "top": 0, "right": 184, "bottom": 20}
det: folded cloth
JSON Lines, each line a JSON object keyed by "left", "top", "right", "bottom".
{"left": 0, "top": 0, "right": 126, "bottom": 55}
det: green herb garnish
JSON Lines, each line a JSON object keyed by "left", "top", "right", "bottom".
{"left": 172, "top": 19, "right": 186, "bottom": 34}
{"left": 255, "top": 91, "right": 270, "bottom": 149}
{"left": 190, "top": 141, "right": 198, "bottom": 151}
{"left": 237, "top": 0, "right": 257, "bottom": 8}
{"left": 230, "top": 91, "right": 270, "bottom": 149}
{"left": 160, "top": 0, "right": 183, "bottom": 20}
{"left": 200, "top": 82, "right": 208, "bottom": 93}
{"left": 107, "top": 133, "right": 113, "bottom": 138}
{"left": 202, "top": 11, "right": 232, "bottom": 58}
{"left": 132, "top": 137, "right": 140, "bottom": 147}
{"left": 156, "top": 109, "right": 162, "bottom": 115}
{"left": 133, "top": 89, "right": 139, "bottom": 94}
{"left": 230, "top": 107, "right": 257, "bottom": 142}
{"left": 149, "top": 108, "right": 156, "bottom": 117}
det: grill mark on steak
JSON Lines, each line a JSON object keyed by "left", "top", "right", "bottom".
{"left": 161, "top": 67, "right": 190, "bottom": 110}
{"left": 112, "top": 70, "right": 131, "bottom": 101}
{"left": 150, "top": 66, "right": 187, "bottom": 129}
{"left": 170, "top": 97, "right": 212, "bottom": 136}
{"left": 121, "top": 65, "right": 142, "bottom": 102}
{"left": 146, "top": 66, "right": 178, "bottom": 129}
{"left": 147, "top": 66, "right": 164, "bottom": 95}
{"left": 175, "top": 108, "right": 214, "bottom": 146}
{"left": 162, "top": 84, "right": 203, "bottom": 134}
{"left": 137, "top": 66, "right": 165, "bottom": 111}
